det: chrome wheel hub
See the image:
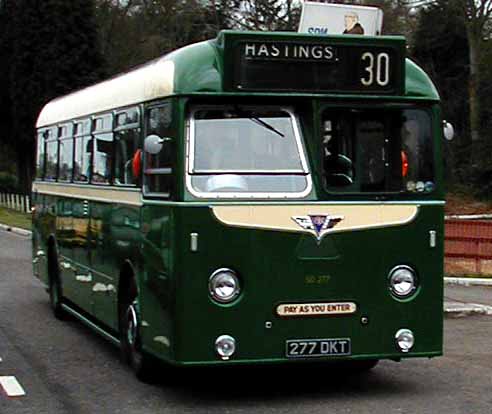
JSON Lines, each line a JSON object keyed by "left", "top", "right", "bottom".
{"left": 126, "top": 302, "right": 138, "bottom": 348}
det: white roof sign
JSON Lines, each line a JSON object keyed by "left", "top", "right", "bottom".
{"left": 299, "top": 2, "right": 383, "bottom": 37}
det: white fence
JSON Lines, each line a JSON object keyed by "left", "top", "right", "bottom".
{"left": 0, "top": 193, "right": 31, "bottom": 213}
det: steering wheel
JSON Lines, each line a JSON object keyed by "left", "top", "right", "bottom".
{"left": 327, "top": 173, "right": 353, "bottom": 186}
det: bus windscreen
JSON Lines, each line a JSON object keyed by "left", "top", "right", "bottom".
{"left": 189, "top": 108, "right": 310, "bottom": 195}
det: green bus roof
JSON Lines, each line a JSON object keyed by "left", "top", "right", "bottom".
{"left": 37, "top": 30, "right": 439, "bottom": 127}
{"left": 172, "top": 30, "right": 439, "bottom": 100}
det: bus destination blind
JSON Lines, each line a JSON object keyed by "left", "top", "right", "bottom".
{"left": 231, "top": 40, "right": 404, "bottom": 95}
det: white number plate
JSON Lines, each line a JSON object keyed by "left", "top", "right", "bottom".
{"left": 286, "top": 338, "right": 351, "bottom": 358}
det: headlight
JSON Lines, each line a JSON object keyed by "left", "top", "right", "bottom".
{"left": 215, "top": 335, "right": 236, "bottom": 360}
{"left": 209, "top": 268, "right": 241, "bottom": 303}
{"left": 395, "top": 329, "right": 415, "bottom": 353}
{"left": 388, "top": 265, "right": 417, "bottom": 298}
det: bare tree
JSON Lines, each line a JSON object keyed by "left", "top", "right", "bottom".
{"left": 461, "top": 0, "right": 492, "bottom": 163}
{"left": 95, "top": 0, "right": 221, "bottom": 76}
{"left": 226, "top": 0, "right": 302, "bottom": 32}
{"left": 404, "top": 0, "right": 492, "bottom": 164}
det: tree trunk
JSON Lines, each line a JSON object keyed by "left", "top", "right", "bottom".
{"left": 467, "top": 25, "right": 482, "bottom": 166}
{"left": 15, "top": 146, "right": 34, "bottom": 195}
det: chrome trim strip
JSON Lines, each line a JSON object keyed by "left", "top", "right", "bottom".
{"left": 429, "top": 230, "right": 437, "bottom": 248}
{"left": 32, "top": 182, "right": 143, "bottom": 206}
{"left": 140, "top": 199, "right": 445, "bottom": 207}
{"left": 185, "top": 106, "right": 313, "bottom": 199}
{"left": 61, "top": 304, "right": 120, "bottom": 347}
{"left": 190, "top": 233, "right": 199, "bottom": 252}
{"left": 89, "top": 268, "right": 114, "bottom": 282}
{"left": 381, "top": 200, "right": 445, "bottom": 206}
{"left": 193, "top": 169, "right": 306, "bottom": 174}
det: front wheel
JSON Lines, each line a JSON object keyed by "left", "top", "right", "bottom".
{"left": 120, "top": 280, "right": 156, "bottom": 382}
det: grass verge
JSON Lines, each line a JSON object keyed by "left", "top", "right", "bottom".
{"left": 0, "top": 207, "right": 32, "bottom": 230}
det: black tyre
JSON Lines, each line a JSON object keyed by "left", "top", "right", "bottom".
{"left": 48, "top": 251, "right": 66, "bottom": 320}
{"left": 120, "top": 278, "right": 156, "bottom": 382}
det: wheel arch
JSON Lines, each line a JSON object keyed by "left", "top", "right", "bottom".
{"left": 118, "top": 260, "right": 138, "bottom": 313}
{"left": 46, "top": 234, "right": 59, "bottom": 282}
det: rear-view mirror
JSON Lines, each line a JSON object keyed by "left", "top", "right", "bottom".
{"left": 144, "top": 134, "right": 171, "bottom": 154}
{"left": 443, "top": 121, "right": 454, "bottom": 141}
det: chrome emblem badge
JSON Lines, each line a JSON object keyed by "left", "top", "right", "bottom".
{"left": 292, "top": 214, "right": 344, "bottom": 242}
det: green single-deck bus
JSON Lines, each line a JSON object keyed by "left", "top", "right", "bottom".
{"left": 32, "top": 30, "right": 444, "bottom": 380}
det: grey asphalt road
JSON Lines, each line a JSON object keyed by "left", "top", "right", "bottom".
{"left": 1, "top": 230, "right": 492, "bottom": 414}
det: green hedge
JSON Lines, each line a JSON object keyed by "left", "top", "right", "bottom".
{"left": 0, "top": 172, "right": 18, "bottom": 193}
{"left": 0, "top": 207, "right": 32, "bottom": 230}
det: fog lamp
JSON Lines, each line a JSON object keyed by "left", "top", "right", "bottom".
{"left": 215, "top": 335, "right": 236, "bottom": 360}
{"left": 395, "top": 329, "right": 415, "bottom": 353}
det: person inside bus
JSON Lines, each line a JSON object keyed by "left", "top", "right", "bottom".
{"left": 323, "top": 117, "right": 354, "bottom": 187}
{"left": 401, "top": 119, "right": 421, "bottom": 184}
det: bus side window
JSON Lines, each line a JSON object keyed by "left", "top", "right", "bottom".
{"left": 58, "top": 123, "right": 74, "bottom": 182}
{"left": 74, "top": 120, "right": 91, "bottom": 183}
{"left": 36, "top": 130, "right": 46, "bottom": 180}
{"left": 144, "top": 103, "right": 174, "bottom": 197}
{"left": 115, "top": 108, "right": 140, "bottom": 186}
{"left": 45, "top": 127, "right": 58, "bottom": 181}
{"left": 92, "top": 114, "right": 114, "bottom": 185}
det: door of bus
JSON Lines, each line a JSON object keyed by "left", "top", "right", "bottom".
{"left": 87, "top": 201, "right": 119, "bottom": 331}
{"left": 66, "top": 198, "right": 93, "bottom": 312}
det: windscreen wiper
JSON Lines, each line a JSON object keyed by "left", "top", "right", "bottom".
{"left": 233, "top": 105, "right": 285, "bottom": 138}
{"left": 249, "top": 117, "right": 285, "bottom": 138}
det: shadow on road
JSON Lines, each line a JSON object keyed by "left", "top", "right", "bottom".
{"left": 149, "top": 361, "right": 419, "bottom": 402}
{"left": 57, "top": 314, "right": 421, "bottom": 402}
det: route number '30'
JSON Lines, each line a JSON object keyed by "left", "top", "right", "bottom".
{"left": 361, "top": 52, "right": 390, "bottom": 87}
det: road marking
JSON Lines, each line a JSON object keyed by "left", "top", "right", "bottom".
{"left": 0, "top": 376, "right": 26, "bottom": 397}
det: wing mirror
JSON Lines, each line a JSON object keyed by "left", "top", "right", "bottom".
{"left": 144, "top": 134, "right": 171, "bottom": 154}
{"left": 443, "top": 121, "right": 455, "bottom": 141}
